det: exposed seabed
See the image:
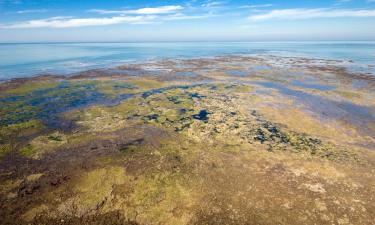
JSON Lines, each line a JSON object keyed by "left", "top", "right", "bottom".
{"left": 1, "top": 55, "right": 375, "bottom": 225}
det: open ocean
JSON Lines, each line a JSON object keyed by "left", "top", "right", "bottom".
{"left": 1, "top": 42, "right": 374, "bottom": 80}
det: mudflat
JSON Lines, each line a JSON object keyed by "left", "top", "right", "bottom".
{"left": 1, "top": 55, "right": 375, "bottom": 225}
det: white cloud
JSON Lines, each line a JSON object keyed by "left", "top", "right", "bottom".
{"left": 201, "top": 1, "right": 224, "bottom": 8}
{"left": 0, "top": 15, "right": 156, "bottom": 28}
{"left": 17, "top": 9, "right": 48, "bottom": 14}
{"left": 0, "top": 5, "right": 191, "bottom": 28}
{"left": 90, "top": 5, "right": 183, "bottom": 15}
{"left": 128, "top": 5, "right": 183, "bottom": 14}
{"left": 163, "top": 13, "right": 215, "bottom": 21}
{"left": 88, "top": 9, "right": 123, "bottom": 14}
{"left": 239, "top": 4, "right": 273, "bottom": 9}
{"left": 0, "top": 5, "right": 211, "bottom": 29}
{"left": 248, "top": 8, "right": 375, "bottom": 21}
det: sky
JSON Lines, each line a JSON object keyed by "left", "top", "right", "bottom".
{"left": 0, "top": 0, "right": 375, "bottom": 42}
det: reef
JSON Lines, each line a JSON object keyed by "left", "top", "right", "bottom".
{"left": 0, "top": 55, "right": 375, "bottom": 225}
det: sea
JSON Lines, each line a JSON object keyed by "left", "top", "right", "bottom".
{"left": 0, "top": 42, "right": 374, "bottom": 80}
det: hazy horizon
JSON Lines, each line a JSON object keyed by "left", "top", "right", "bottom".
{"left": 1, "top": 40, "right": 375, "bottom": 44}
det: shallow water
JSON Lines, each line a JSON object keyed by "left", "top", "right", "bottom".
{"left": 255, "top": 81, "right": 375, "bottom": 136}
{"left": 290, "top": 80, "right": 335, "bottom": 91}
{"left": 226, "top": 70, "right": 248, "bottom": 77}
{"left": 1, "top": 42, "right": 375, "bottom": 79}
{"left": 0, "top": 81, "right": 106, "bottom": 127}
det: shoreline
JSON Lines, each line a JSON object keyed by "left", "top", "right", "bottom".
{"left": 1, "top": 54, "right": 374, "bottom": 86}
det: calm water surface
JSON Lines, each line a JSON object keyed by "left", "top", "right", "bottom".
{"left": 1, "top": 42, "right": 374, "bottom": 79}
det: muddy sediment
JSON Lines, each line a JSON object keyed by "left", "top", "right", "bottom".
{"left": 1, "top": 55, "right": 375, "bottom": 225}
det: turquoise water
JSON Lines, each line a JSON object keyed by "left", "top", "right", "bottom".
{"left": 1, "top": 42, "right": 374, "bottom": 79}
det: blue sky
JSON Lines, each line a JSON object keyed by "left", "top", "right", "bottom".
{"left": 0, "top": 0, "right": 375, "bottom": 42}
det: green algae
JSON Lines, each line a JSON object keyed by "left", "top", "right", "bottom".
{"left": 0, "top": 101, "right": 40, "bottom": 127}
{"left": 64, "top": 81, "right": 359, "bottom": 162}
{"left": 0, "top": 120, "right": 44, "bottom": 156}
{"left": 127, "top": 79, "right": 165, "bottom": 90}
{"left": 19, "top": 144, "right": 37, "bottom": 158}
{"left": 334, "top": 90, "right": 363, "bottom": 100}
{"left": 47, "top": 134, "right": 63, "bottom": 141}
{"left": 232, "top": 84, "right": 253, "bottom": 93}
{"left": 0, "top": 120, "right": 44, "bottom": 137}
{"left": 67, "top": 85, "right": 202, "bottom": 132}
{"left": 80, "top": 79, "right": 138, "bottom": 97}
{"left": 49, "top": 160, "right": 197, "bottom": 224}
{"left": 125, "top": 172, "right": 196, "bottom": 225}
{"left": 119, "top": 138, "right": 144, "bottom": 153}
{"left": 4, "top": 81, "right": 59, "bottom": 95}
{"left": 66, "top": 166, "right": 128, "bottom": 217}
{"left": 0, "top": 144, "right": 11, "bottom": 158}
{"left": 98, "top": 81, "right": 136, "bottom": 97}
{"left": 74, "top": 134, "right": 199, "bottom": 223}
{"left": 20, "top": 131, "right": 67, "bottom": 159}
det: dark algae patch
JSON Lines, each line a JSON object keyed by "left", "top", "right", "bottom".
{"left": 193, "top": 110, "right": 210, "bottom": 122}
{"left": 119, "top": 138, "right": 145, "bottom": 152}
{"left": 1, "top": 56, "right": 375, "bottom": 225}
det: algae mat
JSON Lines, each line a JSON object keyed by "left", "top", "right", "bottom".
{"left": 1, "top": 55, "right": 375, "bottom": 225}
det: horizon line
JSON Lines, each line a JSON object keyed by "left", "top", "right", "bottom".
{"left": 1, "top": 40, "right": 375, "bottom": 44}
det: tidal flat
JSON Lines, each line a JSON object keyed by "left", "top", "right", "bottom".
{"left": 0, "top": 55, "right": 375, "bottom": 225}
